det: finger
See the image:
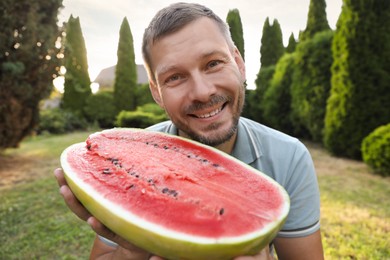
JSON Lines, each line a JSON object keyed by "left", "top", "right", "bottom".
{"left": 60, "top": 185, "right": 91, "bottom": 221}
{"left": 87, "top": 217, "right": 147, "bottom": 253}
{"left": 149, "top": 256, "right": 165, "bottom": 260}
{"left": 54, "top": 168, "right": 67, "bottom": 187}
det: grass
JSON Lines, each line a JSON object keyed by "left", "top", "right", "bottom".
{"left": 1, "top": 132, "right": 389, "bottom": 259}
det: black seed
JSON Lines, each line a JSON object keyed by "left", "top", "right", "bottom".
{"left": 146, "top": 142, "right": 149, "bottom": 145}
{"left": 102, "top": 168, "right": 111, "bottom": 174}
{"left": 163, "top": 145, "right": 169, "bottom": 150}
{"left": 86, "top": 144, "right": 92, "bottom": 150}
{"left": 212, "top": 163, "right": 219, "bottom": 167}
{"left": 219, "top": 208, "right": 225, "bottom": 215}
{"left": 126, "top": 184, "right": 135, "bottom": 190}
{"left": 187, "top": 155, "right": 191, "bottom": 158}
{"left": 162, "top": 188, "right": 169, "bottom": 194}
{"left": 154, "top": 144, "right": 159, "bottom": 148}
{"left": 135, "top": 174, "right": 139, "bottom": 178}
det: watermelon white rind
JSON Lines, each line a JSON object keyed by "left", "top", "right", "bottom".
{"left": 60, "top": 128, "right": 290, "bottom": 259}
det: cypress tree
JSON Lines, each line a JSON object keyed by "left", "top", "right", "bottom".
{"left": 114, "top": 17, "right": 137, "bottom": 112}
{"left": 62, "top": 15, "right": 91, "bottom": 114}
{"left": 245, "top": 18, "right": 284, "bottom": 123}
{"left": 291, "top": 30, "right": 334, "bottom": 141}
{"left": 286, "top": 33, "right": 297, "bottom": 53}
{"left": 324, "top": 0, "right": 390, "bottom": 159}
{"left": 260, "top": 18, "right": 285, "bottom": 68}
{"left": 0, "top": 0, "right": 63, "bottom": 149}
{"left": 300, "top": 0, "right": 331, "bottom": 41}
{"left": 262, "top": 53, "right": 296, "bottom": 134}
{"left": 226, "top": 8, "right": 245, "bottom": 60}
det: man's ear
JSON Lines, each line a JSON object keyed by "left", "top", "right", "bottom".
{"left": 149, "top": 80, "right": 164, "bottom": 108}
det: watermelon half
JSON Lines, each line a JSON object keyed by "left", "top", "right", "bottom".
{"left": 61, "top": 128, "right": 290, "bottom": 259}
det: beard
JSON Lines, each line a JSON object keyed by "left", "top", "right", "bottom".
{"left": 172, "top": 83, "right": 245, "bottom": 147}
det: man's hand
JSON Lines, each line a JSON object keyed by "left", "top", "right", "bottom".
{"left": 54, "top": 168, "right": 150, "bottom": 258}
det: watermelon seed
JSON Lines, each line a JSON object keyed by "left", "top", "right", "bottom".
{"left": 86, "top": 144, "right": 91, "bottom": 150}
{"left": 219, "top": 208, "right": 225, "bottom": 215}
{"left": 212, "top": 163, "right": 219, "bottom": 167}
{"left": 126, "top": 184, "right": 135, "bottom": 190}
{"left": 163, "top": 145, "right": 169, "bottom": 150}
{"left": 102, "top": 168, "right": 111, "bottom": 174}
{"left": 162, "top": 188, "right": 169, "bottom": 194}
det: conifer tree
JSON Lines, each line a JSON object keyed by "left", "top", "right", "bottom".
{"left": 260, "top": 18, "right": 284, "bottom": 68}
{"left": 245, "top": 18, "right": 284, "bottom": 123}
{"left": 114, "top": 17, "right": 137, "bottom": 112}
{"left": 0, "top": 0, "right": 63, "bottom": 149}
{"left": 286, "top": 33, "right": 297, "bottom": 53}
{"left": 300, "top": 0, "right": 330, "bottom": 41}
{"left": 324, "top": 0, "right": 390, "bottom": 159}
{"left": 62, "top": 15, "right": 91, "bottom": 114}
{"left": 226, "top": 9, "right": 245, "bottom": 60}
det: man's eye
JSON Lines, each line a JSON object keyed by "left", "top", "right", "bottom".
{"left": 166, "top": 74, "right": 181, "bottom": 83}
{"left": 207, "top": 60, "right": 222, "bottom": 68}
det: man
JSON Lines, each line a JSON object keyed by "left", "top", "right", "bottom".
{"left": 55, "top": 2, "right": 324, "bottom": 259}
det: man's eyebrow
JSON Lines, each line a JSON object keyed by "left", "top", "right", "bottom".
{"left": 156, "top": 65, "right": 179, "bottom": 78}
{"left": 156, "top": 50, "right": 230, "bottom": 77}
{"left": 201, "top": 50, "right": 230, "bottom": 60}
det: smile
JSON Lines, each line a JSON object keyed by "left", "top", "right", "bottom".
{"left": 191, "top": 103, "right": 226, "bottom": 119}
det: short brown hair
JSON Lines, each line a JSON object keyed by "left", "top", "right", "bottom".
{"left": 142, "top": 2, "right": 234, "bottom": 81}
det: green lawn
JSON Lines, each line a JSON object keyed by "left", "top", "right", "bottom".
{"left": 0, "top": 131, "right": 389, "bottom": 259}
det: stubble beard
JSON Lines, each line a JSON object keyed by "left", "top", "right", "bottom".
{"left": 174, "top": 84, "right": 245, "bottom": 147}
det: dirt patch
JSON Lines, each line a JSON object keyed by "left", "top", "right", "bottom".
{"left": 0, "top": 155, "right": 58, "bottom": 188}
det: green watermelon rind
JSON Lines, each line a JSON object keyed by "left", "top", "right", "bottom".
{"left": 60, "top": 128, "right": 290, "bottom": 259}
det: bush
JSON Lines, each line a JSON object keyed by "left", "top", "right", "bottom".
{"left": 361, "top": 124, "right": 390, "bottom": 176}
{"left": 262, "top": 53, "right": 295, "bottom": 135}
{"left": 116, "top": 103, "right": 168, "bottom": 128}
{"left": 84, "top": 91, "right": 116, "bottom": 128}
{"left": 37, "top": 108, "right": 88, "bottom": 134}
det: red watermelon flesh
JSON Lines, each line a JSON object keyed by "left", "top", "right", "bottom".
{"left": 61, "top": 128, "right": 289, "bottom": 259}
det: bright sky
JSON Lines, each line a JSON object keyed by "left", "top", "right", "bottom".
{"left": 58, "top": 0, "right": 342, "bottom": 90}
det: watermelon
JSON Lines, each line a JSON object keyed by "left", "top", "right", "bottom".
{"left": 60, "top": 128, "right": 290, "bottom": 259}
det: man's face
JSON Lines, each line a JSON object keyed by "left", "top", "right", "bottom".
{"left": 149, "top": 17, "right": 246, "bottom": 147}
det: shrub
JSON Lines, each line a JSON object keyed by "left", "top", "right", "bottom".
{"left": 116, "top": 103, "right": 168, "bottom": 128}
{"left": 37, "top": 108, "right": 88, "bottom": 134}
{"left": 84, "top": 91, "right": 116, "bottom": 128}
{"left": 262, "top": 53, "right": 296, "bottom": 135}
{"left": 361, "top": 124, "right": 390, "bottom": 176}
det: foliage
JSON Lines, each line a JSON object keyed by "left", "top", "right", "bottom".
{"left": 135, "top": 83, "right": 155, "bottom": 107}
{"left": 244, "top": 66, "right": 275, "bottom": 123}
{"left": 0, "top": 0, "right": 63, "bottom": 149}
{"left": 285, "top": 33, "right": 297, "bottom": 53}
{"left": 291, "top": 30, "right": 333, "bottom": 141}
{"left": 259, "top": 18, "right": 285, "bottom": 68}
{"left": 36, "top": 108, "right": 88, "bottom": 134}
{"left": 116, "top": 103, "right": 167, "bottom": 128}
{"left": 300, "top": 0, "right": 330, "bottom": 41}
{"left": 226, "top": 8, "right": 245, "bottom": 60}
{"left": 84, "top": 90, "right": 117, "bottom": 128}
{"left": 62, "top": 15, "right": 91, "bottom": 115}
{"left": 114, "top": 17, "right": 137, "bottom": 112}
{"left": 262, "top": 53, "right": 296, "bottom": 135}
{"left": 324, "top": 0, "right": 390, "bottom": 159}
{"left": 361, "top": 124, "right": 390, "bottom": 176}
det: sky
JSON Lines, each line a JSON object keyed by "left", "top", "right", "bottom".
{"left": 58, "top": 0, "right": 343, "bottom": 90}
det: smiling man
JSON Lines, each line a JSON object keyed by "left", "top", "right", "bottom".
{"left": 55, "top": 2, "right": 324, "bottom": 259}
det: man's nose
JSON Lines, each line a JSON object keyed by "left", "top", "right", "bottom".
{"left": 189, "top": 72, "right": 217, "bottom": 102}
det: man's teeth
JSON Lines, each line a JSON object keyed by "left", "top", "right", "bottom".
{"left": 197, "top": 107, "right": 222, "bottom": 118}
